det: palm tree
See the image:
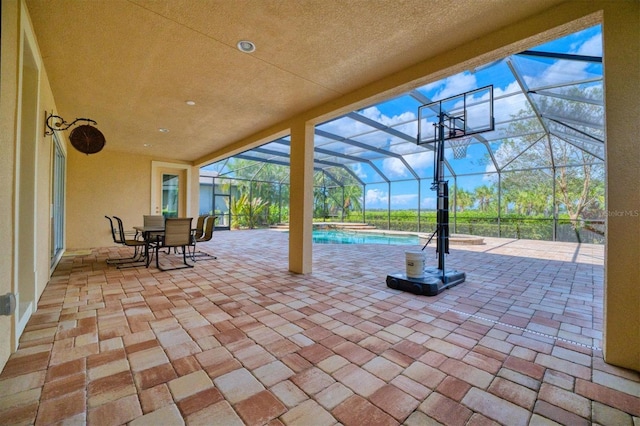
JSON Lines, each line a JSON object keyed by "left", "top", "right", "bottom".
{"left": 314, "top": 169, "right": 363, "bottom": 220}
{"left": 453, "top": 187, "right": 474, "bottom": 212}
{"left": 474, "top": 185, "right": 496, "bottom": 212}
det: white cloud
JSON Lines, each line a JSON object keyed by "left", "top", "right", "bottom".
{"left": 390, "top": 193, "right": 418, "bottom": 207}
{"left": 573, "top": 34, "right": 602, "bottom": 56}
{"left": 319, "top": 116, "right": 371, "bottom": 138}
{"left": 493, "top": 81, "right": 529, "bottom": 121}
{"left": 362, "top": 107, "right": 416, "bottom": 127}
{"left": 404, "top": 151, "right": 434, "bottom": 170}
{"left": 393, "top": 120, "right": 418, "bottom": 136}
{"left": 485, "top": 160, "right": 498, "bottom": 175}
{"left": 320, "top": 106, "right": 416, "bottom": 141}
{"left": 432, "top": 72, "right": 478, "bottom": 100}
{"left": 524, "top": 55, "right": 594, "bottom": 90}
{"left": 421, "top": 196, "right": 437, "bottom": 209}
{"left": 482, "top": 172, "right": 499, "bottom": 184}
{"left": 365, "top": 188, "right": 388, "bottom": 206}
{"left": 350, "top": 162, "right": 367, "bottom": 179}
{"left": 383, "top": 157, "right": 408, "bottom": 178}
{"left": 381, "top": 138, "right": 435, "bottom": 178}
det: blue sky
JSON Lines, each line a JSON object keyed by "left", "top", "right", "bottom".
{"left": 207, "top": 25, "right": 603, "bottom": 211}
{"left": 345, "top": 25, "right": 603, "bottom": 210}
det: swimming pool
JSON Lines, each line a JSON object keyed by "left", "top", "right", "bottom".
{"left": 312, "top": 229, "right": 420, "bottom": 245}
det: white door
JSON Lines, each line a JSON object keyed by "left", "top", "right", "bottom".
{"left": 151, "top": 162, "right": 191, "bottom": 217}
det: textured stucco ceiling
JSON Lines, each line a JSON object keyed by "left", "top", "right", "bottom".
{"left": 26, "top": 0, "right": 566, "bottom": 163}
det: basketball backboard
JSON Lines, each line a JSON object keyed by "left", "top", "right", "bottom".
{"left": 417, "top": 85, "right": 494, "bottom": 146}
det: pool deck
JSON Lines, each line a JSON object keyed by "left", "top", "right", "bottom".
{"left": 1, "top": 229, "right": 638, "bottom": 425}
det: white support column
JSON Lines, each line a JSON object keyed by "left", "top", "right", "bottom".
{"left": 288, "top": 120, "right": 314, "bottom": 274}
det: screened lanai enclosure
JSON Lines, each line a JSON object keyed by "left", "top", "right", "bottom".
{"left": 200, "top": 25, "right": 605, "bottom": 244}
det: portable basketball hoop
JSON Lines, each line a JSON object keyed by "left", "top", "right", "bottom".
{"left": 450, "top": 136, "right": 472, "bottom": 159}
{"left": 387, "top": 85, "right": 494, "bottom": 296}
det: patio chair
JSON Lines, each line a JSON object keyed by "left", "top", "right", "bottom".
{"left": 191, "top": 216, "right": 217, "bottom": 260}
{"left": 193, "top": 215, "right": 208, "bottom": 240}
{"left": 142, "top": 214, "right": 167, "bottom": 253}
{"left": 151, "top": 217, "right": 195, "bottom": 271}
{"left": 104, "top": 216, "right": 144, "bottom": 264}
{"left": 143, "top": 214, "right": 164, "bottom": 227}
{"left": 143, "top": 214, "right": 165, "bottom": 236}
{"left": 112, "top": 216, "right": 147, "bottom": 267}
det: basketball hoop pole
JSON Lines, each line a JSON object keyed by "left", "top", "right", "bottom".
{"left": 433, "top": 112, "right": 449, "bottom": 276}
{"left": 422, "top": 110, "right": 450, "bottom": 276}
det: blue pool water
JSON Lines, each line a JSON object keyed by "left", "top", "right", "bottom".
{"left": 312, "top": 229, "right": 420, "bottom": 245}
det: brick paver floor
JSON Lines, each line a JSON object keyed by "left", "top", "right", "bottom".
{"left": 1, "top": 229, "right": 638, "bottom": 425}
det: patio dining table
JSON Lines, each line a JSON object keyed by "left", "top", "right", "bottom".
{"left": 133, "top": 225, "right": 165, "bottom": 267}
{"left": 133, "top": 224, "right": 197, "bottom": 267}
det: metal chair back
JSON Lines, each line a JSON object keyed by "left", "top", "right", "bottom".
{"left": 143, "top": 215, "right": 165, "bottom": 229}
{"left": 113, "top": 216, "right": 128, "bottom": 243}
{"left": 162, "top": 218, "right": 193, "bottom": 247}
{"left": 105, "top": 216, "right": 123, "bottom": 244}
{"left": 193, "top": 215, "right": 207, "bottom": 240}
{"left": 154, "top": 217, "right": 194, "bottom": 271}
{"left": 196, "top": 216, "right": 216, "bottom": 242}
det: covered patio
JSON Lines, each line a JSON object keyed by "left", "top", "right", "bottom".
{"left": 3, "top": 231, "right": 638, "bottom": 424}
{"left": 2, "top": 1, "right": 639, "bottom": 424}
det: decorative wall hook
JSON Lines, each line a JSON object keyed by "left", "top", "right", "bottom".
{"left": 45, "top": 113, "right": 97, "bottom": 136}
{"left": 44, "top": 112, "right": 106, "bottom": 155}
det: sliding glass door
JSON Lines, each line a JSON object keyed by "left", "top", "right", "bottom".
{"left": 50, "top": 134, "right": 65, "bottom": 268}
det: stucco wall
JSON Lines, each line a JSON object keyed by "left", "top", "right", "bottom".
{"left": 66, "top": 148, "right": 196, "bottom": 250}
{"left": 601, "top": 2, "right": 640, "bottom": 372}
{"left": 0, "top": 0, "right": 20, "bottom": 368}
{"left": 0, "top": 0, "right": 61, "bottom": 366}
{"left": 66, "top": 149, "right": 155, "bottom": 249}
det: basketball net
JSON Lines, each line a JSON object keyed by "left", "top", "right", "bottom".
{"left": 449, "top": 136, "right": 472, "bottom": 159}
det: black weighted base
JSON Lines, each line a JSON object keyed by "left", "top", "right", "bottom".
{"left": 386, "top": 267, "right": 465, "bottom": 296}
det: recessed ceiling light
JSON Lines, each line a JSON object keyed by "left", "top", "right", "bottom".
{"left": 158, "top": 128, "right": 169, "bottom": 133}
{"left": 237, "top": 40, "right": 256, "bottom": 53}
{"left": 185, "top": 100, "right": 196, "bottom": 106}
{"left": 143, "top": 143, "right": 152, "bottom": 147}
